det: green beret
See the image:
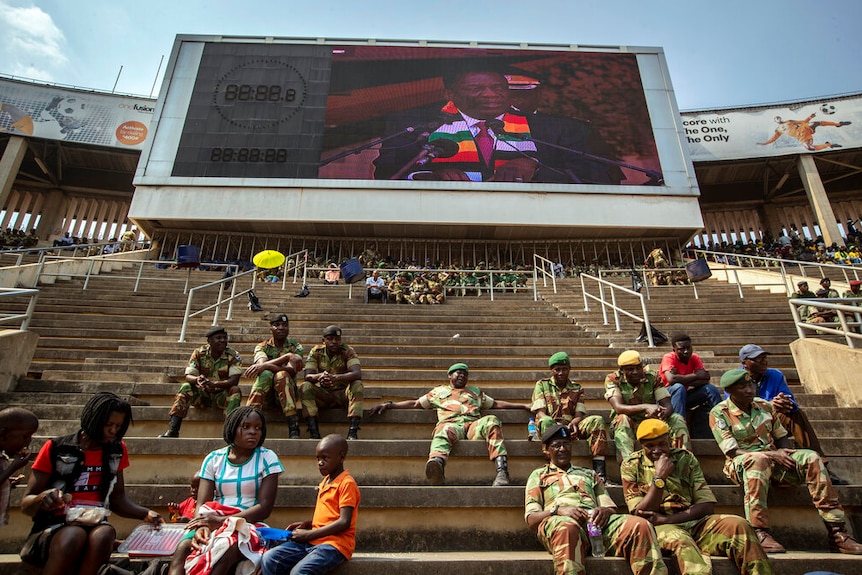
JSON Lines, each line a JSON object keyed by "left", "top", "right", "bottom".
{"left": 548, "top": 352, "right": 570, "bottom": 368}
{"left": 720, "top": 369, "right": 750, "bottom": 389}
{"left": 448, "top": 363, "right": 469, "bottom": 374}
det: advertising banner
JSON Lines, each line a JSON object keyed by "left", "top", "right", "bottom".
{"left": 0, "top": 77, "right": 154, "bottom": 149}
{"left": 682, "top": 95, "right": 861, "bottom": 162}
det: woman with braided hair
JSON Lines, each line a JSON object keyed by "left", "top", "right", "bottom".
{"left": 20, "top": 392, "right": 163, "bottom": 575}
{"left": 169, "top": 406, "right": 283, "bottom": 575}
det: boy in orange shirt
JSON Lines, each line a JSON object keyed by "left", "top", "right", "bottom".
{"left": 260, "top": 435, "right": 360, "bottom": 575}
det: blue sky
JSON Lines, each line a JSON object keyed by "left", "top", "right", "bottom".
{"left": 0, "top": 0, "right": 859, "bottom": 110}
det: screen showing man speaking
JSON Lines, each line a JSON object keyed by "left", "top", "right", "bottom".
{"left": 171, "top": 43, "right": 663, "bottom": 186}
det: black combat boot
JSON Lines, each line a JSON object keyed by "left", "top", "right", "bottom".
{"left": 159, "top": 416, "right": 182, "bottom": 438}
{"left": 306, "top": 417, "right": 321, "bottom": 439}
{"left": 347, "top": 417, "right": 361, "bottom": 440}
{"left": 425, "top": 457, "right": 446, "bottom": 485}
{"left": 492, "top": 455, "right": 510, "bottom": 486}
{"left": 287, "top": 416, "right": 300, "bottom": 439}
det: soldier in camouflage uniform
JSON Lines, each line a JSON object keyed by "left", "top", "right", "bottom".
{"left": 159, "top": 326, "right": 243, "bottom": 438}
{"left": 300, "top": 325, "right": 364, "bottom": 440}
{"left": 388, "top": 272, "right": 411, "bottom": 304}
{"left": 424, "top": 273, "right": 445, "bottom": 304}
{"left": 604, "top": 350, "right": 690, "bottom": 461}
{"left": 245, "top": 314, "right": 305, "bottom": 438}
{"left": 621, "top": 419, "right": 773, "bottom": 574}
{"left": 710, "top": 369, "right": 862, "bottom": 555}
{"left": 532, "top": 352, "right": 612, "bottom": 483}
{"left": 405, "top": 273, "right": 428, "bottom": 304}
{"left": 525, "top": 424, "right": 668, "bottom": 575}
{"left": 371, "top": 363, "right": 530, "bottom": 486}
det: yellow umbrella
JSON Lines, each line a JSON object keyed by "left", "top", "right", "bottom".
{"left": 253, "top": 250, "right": 285, "bottom": 269}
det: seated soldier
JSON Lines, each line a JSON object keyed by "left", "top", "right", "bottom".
{"left": 532, "top": 352, "right": 611, "bottom": 483}
{"left": 525, "top": 424, "right": 668, "bottom": 575}
{"left": 300, "top": 325, "right": 364, "bottom": 440}
{"left": 710, "top": 369, "right": 862, "bottom": 555}
{"left": 604, "top": 350, "right": 690, "bottom": 461}
{"left": 620, "top": 419, "right": 772, "bottom": 574}
{"left": 159, "top": 326, "right": 243, "bottom": 438}
{"left": 245, "top": 314, "right": 305, "bottom": 438}
{"left": 737, "top": 344, "right": 848, "bottom": 485}
{"left": 372, "top": 363, "right": 529, "bottom": 486}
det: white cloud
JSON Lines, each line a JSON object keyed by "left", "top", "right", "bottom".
{"left": 0, "top": 1, "right": 67, "bottom": 80}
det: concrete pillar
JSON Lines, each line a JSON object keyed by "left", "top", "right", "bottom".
{"left": 36, "top": 189, "right": 67, "bottom": 240}
{"left": 0, "top": 189, "right": 20, "bottom": 229}
{"left": 0, "top": 136, "right": 27, "bottom": 212}
{"left": 798, "top": 154, "right": 844, "bottom": 246}
{"left": 760, "top": 202, "right": 783, "bottom": 240}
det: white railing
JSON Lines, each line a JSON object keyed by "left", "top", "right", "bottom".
{"left": 35, "top": 255, "right": 235, "bottom": 294}
{"left": 310, "top": 266, "right": 532, "bottom": 302}
{"left": 788, "top": 298, "right": 862, "bottom": 349}
{"left": 178, "top": 249, "right": 310, "bottom": 342}
{"left": 598, "top": 267, "right": 705, "bottom": 300}
{"left": 0, "top": 240, "right": 149, "bottom": 268}
{"left": 580, "top": 273, "right": 657, "bottom": 347}
{"left": 533, "top": 254, "right": 558, "bottom": 301}
{"left": 687, "top": 248, "right": 861, "bottom": 296}
{"left": 0, "top": 287, "right": 39, "bottom": 330}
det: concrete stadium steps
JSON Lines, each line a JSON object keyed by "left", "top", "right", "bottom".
{"left": 537, "top": 277, "right": 802, "bottom": 365}
{"left": 1, "top": 267, "right": 861, "bottom": 571}
{"left": 2, "top": 551, "right": 860, "bottom": 575}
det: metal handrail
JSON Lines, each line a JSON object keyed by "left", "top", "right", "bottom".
{"left": 533, "top": 254, "right": 558, "bottom": 301}
{"left": 0, "top": 240, "right": 150, "bottom": 268}
{"left": 177, "top": 268, "right": 253, "bottom": 343}
{"left": 35, "top": 255, "right": 237, "bottom": 293}
{"left": 177, "top": 250, "right": 310, "bottom": 342}
{"left": 688, "top": 248, "right": 861, "bottom": 296}
{"left": 599, "top": 267, "right": 701, "bottom": 300}
{"left": 316, "top": 266, "right": 531, "bottom": 302}
{"left": 580, "top": 273, "right": 656, "bottom": 347}
{"left": 788, "top": 297, "right": 862, "bottom": 349}
{"left": 0, "top": 287, "right": 39, "bottom": 330}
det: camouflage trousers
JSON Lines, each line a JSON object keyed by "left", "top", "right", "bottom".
{"left": 726, "top": 448, "right": 844, "bottom": 529}
{"left": 537, "top": 513, "right": 667, "bottom": 575}
{"left": 299, "top": 380, "right": 364, "bottom": 418}
{"left": 537, "top": 415, "right": 609, "bottom": 458}
{"left": 247, "top": 370, "right": 299, "bottom": 417}
{"left": 429, "top": 415, "right": 506, "bottom": 461}
{"left": 168, "top": 383, "right": 241, "bottom": 418}
{"left": 777, "top": 409, "right": 827, "bottom": 460}
{"left": 655, "top": 514, "right": 773, "bottom": 575}
{"left": 611, "top": 413, "right": 690, "bottom": 461}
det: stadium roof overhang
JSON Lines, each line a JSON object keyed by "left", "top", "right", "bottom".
{"left": 4, "top": 135, "right": 862, "bottom": 241}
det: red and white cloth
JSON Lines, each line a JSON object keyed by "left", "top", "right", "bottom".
{"left": 184, "top": 502, "right": 267, "bottom": 575}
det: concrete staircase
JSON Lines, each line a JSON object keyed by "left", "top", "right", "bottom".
{"left": 1, "top": 271, "right": 861, "bottom": 574}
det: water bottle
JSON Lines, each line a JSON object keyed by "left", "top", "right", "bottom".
{"left": 527, "top": 418, "right": 539, "bottom": 441}
{"left": 587, "top": 521, "right": 605, "bottom": 557}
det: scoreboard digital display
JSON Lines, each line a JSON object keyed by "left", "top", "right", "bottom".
{"left": 171, "top": 43, "right": 330, "bottom": 178}
{"left": 137, "top": 37, "right": 695, "bottom": 193}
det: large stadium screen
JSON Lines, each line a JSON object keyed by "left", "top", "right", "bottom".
{"left": 142, "top": 38, "right": 680, "bottom": 191}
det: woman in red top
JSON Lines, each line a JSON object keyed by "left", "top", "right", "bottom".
{"left": 20, "top": 392, "right": 163, "bottom": 575}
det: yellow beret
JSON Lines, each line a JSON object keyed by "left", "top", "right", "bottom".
{"left": 617, "top": 350, "right": 642, "bottom": 367}
{"left": 636, "top": 419, "right": 670, "bottom": 441}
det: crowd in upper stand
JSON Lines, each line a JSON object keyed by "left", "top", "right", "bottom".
{"left": 0, "top": 227, "right": 38, "bottom": 249}
{"left": 690, "top": 221, "right": 862, "bottom": 266}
